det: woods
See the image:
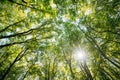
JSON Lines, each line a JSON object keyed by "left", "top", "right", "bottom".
{"left": 0, "top": 0, "right": 120, "bottom": 80}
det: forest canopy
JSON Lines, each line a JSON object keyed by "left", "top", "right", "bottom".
{"left": 0, "top": 0, "right": 120, "bottom": 80}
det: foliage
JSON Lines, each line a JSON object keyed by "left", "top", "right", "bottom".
{"left": 0, "top": 0, "right": 120, "bottom": 80}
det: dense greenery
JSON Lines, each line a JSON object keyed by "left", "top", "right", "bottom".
{"left": 0, "top": 0, "right": 120, "bottom": 80}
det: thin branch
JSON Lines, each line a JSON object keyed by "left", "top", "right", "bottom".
{"left": 8, "top": 0, "right": 53, "bottom": 14}
{"left": 0, "top": 29, "right": 32, "bottom": 39}
{"left": 0, "top": 19, "right": 51, "bottom": 39}
{"left": 0, "top": 19, "right": 25, "bottom": 33}
{"left": 88, "top": 26, "right": 120, "bottom": 35}
{"left": 0, "top": 38, "right": 36, "bottom": 49}
{"left": 0, "top": 41, "right": 26, "bottom": 49}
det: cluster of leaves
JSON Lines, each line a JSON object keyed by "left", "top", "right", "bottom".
{"left": 0, "top": 0, "right": 120, "bottom": 80}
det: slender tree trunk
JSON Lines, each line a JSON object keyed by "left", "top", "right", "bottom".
{"left": 82, "top": 62, "right": 93, "bottom": 80}
{"left": 22, "top": 70, "right": 29, "bottom": 80}
{"left": 51, "top": 57, "right": 57, "bottom": 80}
{"left": 68, "top": 59, "right": 76, "bottom": 79}
{"left": 61, "top": 48, "right": 76, "bottom": 80}
{"left": 0, "top": 48, "right": 28, "bottom": 80}
{"left": 47, "top": 61, "right": 50, "bottom": 80}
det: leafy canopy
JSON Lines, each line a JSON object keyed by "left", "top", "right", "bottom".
{"left": 0, "top": 0, "right": 120, "bottom": 80}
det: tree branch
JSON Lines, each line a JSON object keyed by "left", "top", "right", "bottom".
{"left": 0, "top": 19, "right": 51, "bottom": 39}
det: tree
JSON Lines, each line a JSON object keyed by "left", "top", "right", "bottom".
{"left": 0, "top": 0, "right": 120, "bottom": 80}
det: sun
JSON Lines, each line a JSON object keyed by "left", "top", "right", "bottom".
{"left": 73, "top": 47, "right": 86, "bottom": 63}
